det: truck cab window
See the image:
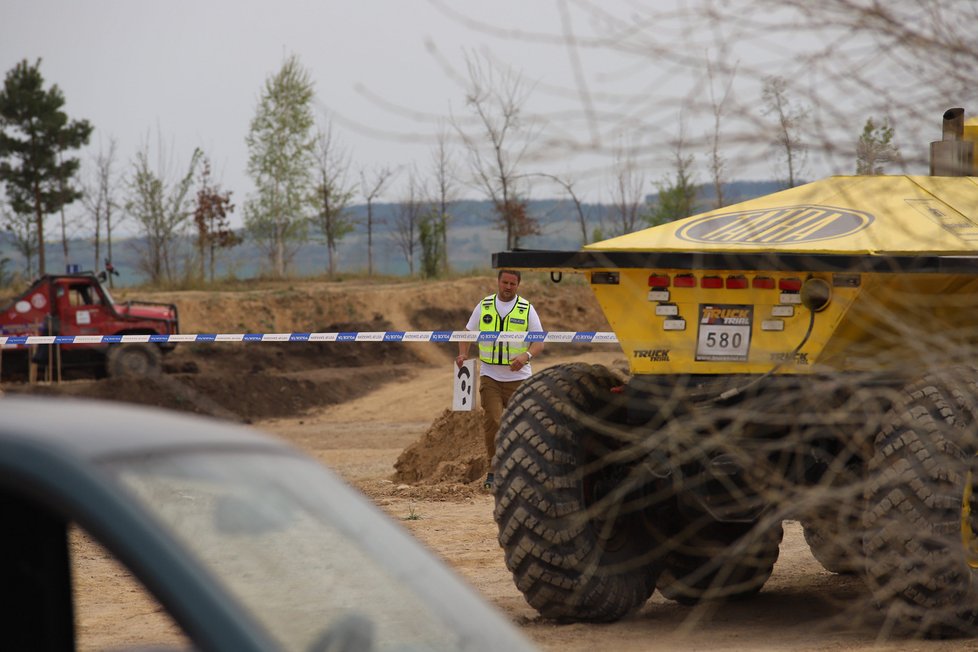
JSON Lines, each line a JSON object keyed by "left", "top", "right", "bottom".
{"left": 68, "top": 285, "right": 101, "bottom": 307}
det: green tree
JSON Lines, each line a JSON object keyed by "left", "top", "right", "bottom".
{"left": 856, "top": 118, "right": 899, "bottom": 175}
{"left": 310, "top": 123, "right": 356, "bottom": 276}
{"left": 245, "top": 54, "right": 316, "bottom": 278}
{"left": 125, "top": 138, "right": 201, "bottom": 285}
{"left": 647, "top": 128, "right": 698, "bottom": 226}
{"left": 1, "top": 199, "right": 36, "bottom": 278}
{"left": 392, "top": 169, "right": 424, "bottom": 276}
{"left": 761, "top": 75, "right": 808, "bottom": 188}
{"left": 80, "top": 137, "right": 122, "bottom": 285}
{"left": 648, "top": 169, "right": 698, "bottom": 227}
{"left": 359, "top": 165, "right": 395, "bottom": 276}
{"left": 427, "top": 128, "right": 457, "bottom": 274}
{"left": 610, "top": 144, "right": 646, "bottom": 236}
{"left": 457, "top": 53, "right": 539, "bottom": 249}
{"left": 418, "top": 209, "right": 445, "bottom": 279}
{"left": 0, "top": 58, "right": 92, "bottom": 275}
{"left": 524, "top": 172, "right": 590, "bottom": 246}
{"left": 193, "top": 157, "right": 239, "bottom": 282}
{"left": 706, "top": 57, "right": 736, "bottom": 209}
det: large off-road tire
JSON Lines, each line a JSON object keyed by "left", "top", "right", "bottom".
{"left": 802, "top": 462, "right": 869, "bottom": 576}
{"left": 658, "top": 519, "right": 783, "bottom": 604}
{"left": 862, "top": 368, "right": 978, "bottom": 637}
{"left": 801, "top": 381, "right": 889, "bottom": 576}
{"left": 493, "top": 363, "right": 658, "bottom": 622}
{"left": 802, "top": 514, "right": 864, "bottom": 575}
{"left": 106, "top": 343, "right": 163, "bottom": 378}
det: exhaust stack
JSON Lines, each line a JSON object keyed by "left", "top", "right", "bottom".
{"left": 930, "top": 107, "right": 976, "bottom": 176}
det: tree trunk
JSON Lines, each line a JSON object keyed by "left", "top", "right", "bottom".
{"left": 34, "top": 184, "right": 45, "bottom": 275}
{"left": 106, "top": 210, "right": 114, "bottom": 288}
{"left": 440, "top": 205, "right": 449, "bottom": 274}
{"left": 367, "top": 203, "right": 374, "bottom": 276}
{"left": 93, "top": 211, "right": 101, "bottom": 276}
{"left": 60, "top": 206, "right": 69, "bottom": 270}
{"left": 275, "top": 222, "right": 286, "bottom": 278}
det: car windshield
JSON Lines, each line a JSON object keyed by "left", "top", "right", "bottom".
{"left": 107, "top": 449, "right": 526, "bottom": 652}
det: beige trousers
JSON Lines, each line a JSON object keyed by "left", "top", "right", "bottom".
{"left": 479, "top": 375, "right": 524, "bottom": 470}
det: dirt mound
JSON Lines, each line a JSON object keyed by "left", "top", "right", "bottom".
{"left": 406, "top": 306, "right": 472, "bottom": 331}
{"left": 171, "top": 317, "right": 421, "bottom": 376}
{"left": 7, "top": 366, "right": 398, "bottom": 423}
{"left": 392, "top": 408, "right": 487, "bottom": 485}
{"left": 3, "top": 316, "right": 422, "bottom": 421}
{"left": 2, "top": 275, "right": 614, "bottom": 424}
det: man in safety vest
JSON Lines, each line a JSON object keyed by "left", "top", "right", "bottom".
{"left": 456, "top": 269, "right": 544, "bottom": 491}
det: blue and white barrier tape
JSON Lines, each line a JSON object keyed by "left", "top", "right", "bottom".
{"left": 0, "top": 331, "right": 620, "bottom": 346}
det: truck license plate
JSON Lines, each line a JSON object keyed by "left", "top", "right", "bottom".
{"left": 695, "top": 304, "right": 753, "bottom": 362}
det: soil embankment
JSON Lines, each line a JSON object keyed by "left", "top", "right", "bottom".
{"left": 5, "top": 275, "right": 954, "bottom": 650}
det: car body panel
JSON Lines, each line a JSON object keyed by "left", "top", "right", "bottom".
{"left": 0, "top": 398, "right": 535, "bottom": 652}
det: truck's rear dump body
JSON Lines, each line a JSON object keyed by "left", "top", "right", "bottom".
{"left": 495, "top": 175, "right": 978, "bottom": 377}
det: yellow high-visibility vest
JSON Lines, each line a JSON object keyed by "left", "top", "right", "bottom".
{"left": 478, "top": 294, "right": 531, "bottom": 365}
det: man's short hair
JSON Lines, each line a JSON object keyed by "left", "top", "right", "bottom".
{"left": 497, "top": 269, "right": 521, "bottom": 282}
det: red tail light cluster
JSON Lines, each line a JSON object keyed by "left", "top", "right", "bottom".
{"left": 647, "top": 273, "right": 802, "bottom": 290}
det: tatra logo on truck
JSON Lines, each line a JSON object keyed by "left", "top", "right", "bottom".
{"left": 676, "top": 205, "right": 874, "bottom": 244}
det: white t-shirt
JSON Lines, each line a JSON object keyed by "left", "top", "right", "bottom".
{"left": 466, "top": 295, "right": 543, "bottom": 382}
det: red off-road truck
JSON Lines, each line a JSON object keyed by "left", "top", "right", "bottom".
{"left": 0, "top": 272, "right": 179, "bottom": 378}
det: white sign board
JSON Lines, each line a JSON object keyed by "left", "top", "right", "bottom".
{"left": 452, "top": 360, "right": 476, "bottom": 411}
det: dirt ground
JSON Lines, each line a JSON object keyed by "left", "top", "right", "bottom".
{"left": 2, "top": 276, "right": 966, "bottom": 650}
{"left": 261, "top": 349, "right": 961, "bottom": 652}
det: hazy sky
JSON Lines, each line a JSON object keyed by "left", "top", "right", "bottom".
{"left": 2, "top": 2, "right": 628, "bottom": 209}
{"left": 1, "top": 1, "right": 947, "bottom": 230}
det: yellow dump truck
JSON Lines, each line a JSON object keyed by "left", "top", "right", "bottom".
{"left": 491, "top": 108, "right": 978, "bottom": 636}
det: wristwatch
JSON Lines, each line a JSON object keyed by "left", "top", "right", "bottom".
{"left": 525, "top": 352, "right": 533, "bottom": 360}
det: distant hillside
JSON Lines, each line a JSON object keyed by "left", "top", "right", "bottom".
{"left": 691, "top": 180, "right": 788, "bottom": 204}
{"left": 1, "top": 179, "right": 785, "bottom": 286}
